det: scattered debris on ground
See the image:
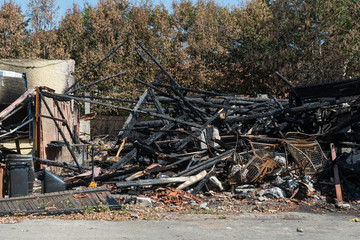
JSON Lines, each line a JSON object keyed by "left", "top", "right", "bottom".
{"left": 1, "top": 41, "right": 360, "bottom": 218}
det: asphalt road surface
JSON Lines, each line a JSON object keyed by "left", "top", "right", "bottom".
{"left": 1, "top": 212, "right": 359, "bottom": 240}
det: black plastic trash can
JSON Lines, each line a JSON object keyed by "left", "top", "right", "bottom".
{"left": 7, "top": 162, "right": 29, "bottom": 197}
{"left": 5, "top": 154, "right": 35, "bottom": 194}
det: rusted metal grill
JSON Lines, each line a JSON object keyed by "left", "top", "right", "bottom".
{"left": 251, "top": 142, "right": 277, "bottom": 159}
{"left": 241, "top": 157, "right": 277, "bottom": 183}
{"left": 240, "top": 156, "right": 265, "bottom": 183}
{"left": 0, "top": 187, "right": 119, "bottom": 216}
{"left": 284, "top": 132, "right": 326, "bottom": 175}
{"left": 238, "top": 142, "right": 277, "bottom": 183}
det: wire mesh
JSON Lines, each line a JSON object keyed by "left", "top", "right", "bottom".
{"left": 240, "top": 156, "right": 264, "bottom": 182}
{"left": 237, "top": 141, "right": 277, "bottom": 183}
{"left": 284, "top": 132, "right": 325, "bottom": 175}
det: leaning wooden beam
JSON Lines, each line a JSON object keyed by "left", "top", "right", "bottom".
{"left": 114, "top": 75, "right": 164, "bottom": 146}
{"left": 115, "top": 88, "right": 150, "bottom": 145}
{"left": 66, "top": 72, "right": 126, "bottom": 94}
{"left": 275, "top": 71, "right": 295, "bottom": 88}
{"left": 0, "top": 88, "right": 35, "bottom": 120}
{"left": 65, "top": 40, "right": 126, "bottom": 93}
{"left": 0, "top": 102, "right": 25, "bottom": 122}
{"left": 134, "top": 78, "right": 173, "bottom": 99}
{"left": 136, "top": 41, "right": 206, "bottom": 122}
{"left": 135, "top": 78, "right": 207, "bottom": 118}
{"left": 137, "top": 40, "right": 180, "bottom": 88}
{"left": 148, "top": 88, "right": 169, "bottom": 126}
{"left": 169, "top": 85, "right": 207, "bottom": 122}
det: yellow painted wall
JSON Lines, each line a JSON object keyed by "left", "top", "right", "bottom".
{"left": 1, "top": 140, "right": 33, "bottom": 155}
{"left": 0, "top": 59, "right": 75, "bottom": 104}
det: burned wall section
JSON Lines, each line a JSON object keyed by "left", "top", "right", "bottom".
{"left": 39, "top": 95, "right": 80, "bottom": 163}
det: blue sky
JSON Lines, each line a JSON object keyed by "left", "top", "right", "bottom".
{"left": 15, "top": 0, "right": 243, "bottom": 22}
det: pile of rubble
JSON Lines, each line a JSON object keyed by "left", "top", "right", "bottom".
{"left": 1, "top": 41, "right": 360, "bottom": 215}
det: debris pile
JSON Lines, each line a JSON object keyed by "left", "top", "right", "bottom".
{"left": 1, "top": 41, "right": 360, "bottom": 215}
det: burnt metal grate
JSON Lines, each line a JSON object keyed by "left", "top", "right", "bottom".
{"left": 284, "top": 132, "right": 326, "bottom": 175}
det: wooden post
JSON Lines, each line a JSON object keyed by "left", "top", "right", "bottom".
{"left": 0, "top": 163, "right": 5, "bottom": 198}
{"left": 330, "top": 143, "right": 343, "bottom": 205}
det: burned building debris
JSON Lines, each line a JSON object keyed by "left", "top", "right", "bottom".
{"left": 0, "top": 41, "right": 360, "bottom": 216}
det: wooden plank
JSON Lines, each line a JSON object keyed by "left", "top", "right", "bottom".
{"left": 0, "top": 187, "right": 116, "bottom": 215}
{"left": 0, "top": 88, "right": 35, "bottom": 120}
{"left": 113, "top": 177, "right": 189, "bottom": 188}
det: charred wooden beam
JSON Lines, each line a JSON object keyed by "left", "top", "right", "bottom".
{"left": 175, "top": 149, "right": 234, "bottom": 177}
{"left": 114, "top": 88, "right": 150, "bottom": 145}
{"left": 225, "top": 99, "right": 351, "bottom": 124}
{"left": 294, "top": 77, "right": 360, "bottom": 101}
{"left": 34, "top": 158, "right": 88, "bottom": 171}
{"left": 133, "top": 140, "right": 180, "bottom": 161}
{"left": 70, "top": 95, "right": 137, "bottom": 104}
{"left": 148, "top": 88, "right": 169, "bottom": 126}
{"left": 136, "top": 41, "right": 206, "bottom": 122}
{"left": 275, "top": 72, "right": 295, "bottom": 88}
{"left": 67, "top": 72, "right": 126, "bottom": 94}
{"left": 174, "top": 109, "right": 223, "bottom": 151}
{"left": 153, "top": 82, "right": 231, "bottom": 97}
{"left": 323, "top": 110, "right": 360, "bottom": 136}
{"left": 134, "top": 120, "right": 165, "bottom": 128}
{"left": 53, "top": 99, "right": 80, "bottom": 148}
{"left": 42, "top": 92, "right": 202, "bottom": 128}
{"left": 192, "top": 168, "right": 216, "bottom": 195}
{"left": 65, "top": 40, "right": 126, "bottom": 93}
{"left": 134, "top": 78, "right": 173, "bottom": 99}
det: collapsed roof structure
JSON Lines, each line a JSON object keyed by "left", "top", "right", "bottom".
{"left": 0, "top": 41, "right": 359, "bottom": 215}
